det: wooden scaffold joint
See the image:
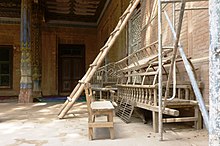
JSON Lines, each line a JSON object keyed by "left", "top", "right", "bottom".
{"left": 100, "top": 45, "right": 108, "bottom": 51}
{"left": 120, "top": 11, "right": 130, "bottom": 20}
{"left": 78, "top": 80, "right": 86, "bottom": 84}
{"left": 110, "top": 29, "right": 120, "bottom": 36}
{"left": 89, "top": 64, "right": 97, "bottom": 67}
{"left": 67, "top": 96, "right": 72, "bottom": 102}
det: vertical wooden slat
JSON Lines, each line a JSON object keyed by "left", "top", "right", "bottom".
{"left": 149, "top": 89, "right": 152, "bottom": 105}
{"left": 185, "top": 88, "right": 189, "bottom": 100}
{"left": 178, "top": 88, "right": 181, "bottom": 99}
{"left": 142, "top": 88, "right": 145, "bottom": 103}
{"left": 153, "top": 88, "right": 158, "bottom": 133}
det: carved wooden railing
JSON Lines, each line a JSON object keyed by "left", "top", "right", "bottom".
{"left": 91, "top": 62, "right": 117, "bottom": 87}
{"left": 116, "top": 81, "right": 202, "bottom": 132}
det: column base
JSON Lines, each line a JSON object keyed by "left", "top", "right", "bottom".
{"left": 18, "top": 88, "right": 33, "bottom": 103}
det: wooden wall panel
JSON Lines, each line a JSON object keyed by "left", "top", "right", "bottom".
{"left": 41, "top": 26, "right": 98, "bottom": 96}
{"left": 0, "top": 25, "right": 20, "bottom": 96}
{"left": 41, "top": 33, "right": 57, "bottom": 95}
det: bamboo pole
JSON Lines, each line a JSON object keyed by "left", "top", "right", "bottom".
{"left": 58, "top": 0, "right": 141, "bottom": 119}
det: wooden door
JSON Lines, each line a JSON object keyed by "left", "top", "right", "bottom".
{"left": 59, "top": 44, "right": 85, "bottom": 95}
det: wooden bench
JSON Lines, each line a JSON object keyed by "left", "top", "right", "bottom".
{"left": 84, "top": 83, "right": 115, "bottom": 140}
{"left": 116, "top": 82, "right": 202, "bottom": 132}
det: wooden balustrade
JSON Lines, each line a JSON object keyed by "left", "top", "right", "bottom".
{"left": 116, "top": 81, "right": 202, "bottom": 132}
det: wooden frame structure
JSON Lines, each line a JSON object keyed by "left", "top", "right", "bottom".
{"left": 58, "top": 0, "right": 209, "bottom": 141}
{"left": 90, "top": 0, "right": 209, "bottom": 140}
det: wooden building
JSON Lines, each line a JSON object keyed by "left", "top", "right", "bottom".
{"left": 3, "top": 0, "right": 220, "bottom": 144}
{"left": 0, "top": 0, "right": 209, "bottom": 103}
{"left": 0, "top": 0, "right": 129, "bottom": 101}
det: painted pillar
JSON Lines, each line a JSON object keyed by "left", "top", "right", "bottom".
{"left": 209, "top": 0, "right": 220, "bottom": 145}
{"left": 19, "top": 0, "right": 32, "bottom": 103}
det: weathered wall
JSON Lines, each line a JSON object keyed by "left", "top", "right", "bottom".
{"left": 97, "top": 0, "right": 129, "bottom": 63}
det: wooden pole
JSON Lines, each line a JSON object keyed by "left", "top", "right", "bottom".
{"left": 58, "top": 0, "right": 141, "bottom": 119}
{"left": 209, "top": 0, "right": 220, "bottom": 145}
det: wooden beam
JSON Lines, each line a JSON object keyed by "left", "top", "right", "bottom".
{"left": 88, "top": 122, "right": 114, "bottom": 128}
{"left": 161, "top": 0, "right": 208, "bottom": 3}
{"left": 163, "top": 117, "right": 197, "bottom": 123}
{"left": 136, "top": 102, "right": 179, "bottom": 116}
{"left": 117, "top": 84, "right": 157, "bottom": 89}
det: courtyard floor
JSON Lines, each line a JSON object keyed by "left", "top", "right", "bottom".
{"left": 0, "top": 102, "right": 208, "bottom": 146}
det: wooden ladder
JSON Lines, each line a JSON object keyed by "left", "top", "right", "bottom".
{"left": 58, "top": 0, "right": 141, "bottom": 119}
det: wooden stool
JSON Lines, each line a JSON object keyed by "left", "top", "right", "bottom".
{"left": 84, "top": 83, "right": 114, "bottom": 140}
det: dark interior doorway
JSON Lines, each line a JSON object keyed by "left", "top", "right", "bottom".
{"left": 58, "top": 44, "right": 85, "bottom": 95}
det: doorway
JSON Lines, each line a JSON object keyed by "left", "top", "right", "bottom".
{"left": 58, "top": 44, "right": 85, "bottom": 95}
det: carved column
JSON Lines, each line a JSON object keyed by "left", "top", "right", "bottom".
{"left": 209, "top": 0, "right": 220, "bottom": 145}
{"left": 19, "top": 0, "right": 32, "bottom": 103}
{"left": 32, "top": 1, "right": 42, "bottom": 97}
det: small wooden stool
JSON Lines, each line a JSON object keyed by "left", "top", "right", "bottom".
{"left": 84, "top": 83, "right": 114, "bottom": 140}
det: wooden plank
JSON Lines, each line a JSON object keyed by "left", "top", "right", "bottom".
{"left": 161, "top": 0, "right": 208, "bottom": 3}
{"left": 163, "top": 117, "right": 197, "bottom": 123}
{"left": 136, "top": 102, "right": 179, "bottom": 116}
{"left": 88, "top": 122, "right": 114, "bottom": 128}
{"left": 117, "top": 84, "right": 156, "bottom": 89}
{"left": 124, "top": 71, "right": 158, "bottom": 77}
{"left": 91, "top": 101, "right": 114, "bottom": 110}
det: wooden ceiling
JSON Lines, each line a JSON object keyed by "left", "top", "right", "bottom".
{"left": 0, "top": 0, "right": 109, "bottom": 25}
{"left": 0, "top": 0, "right": 20, "bottom": 18}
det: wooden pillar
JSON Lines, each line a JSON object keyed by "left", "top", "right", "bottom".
{"left": 19, "top": 0, "right": 32, "bottom": 103}
{"left": 209, "top": 0, "right": 220, "bottom": 145}
{"left": 32, "top": 1, "right": 42, "bottom": 96}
